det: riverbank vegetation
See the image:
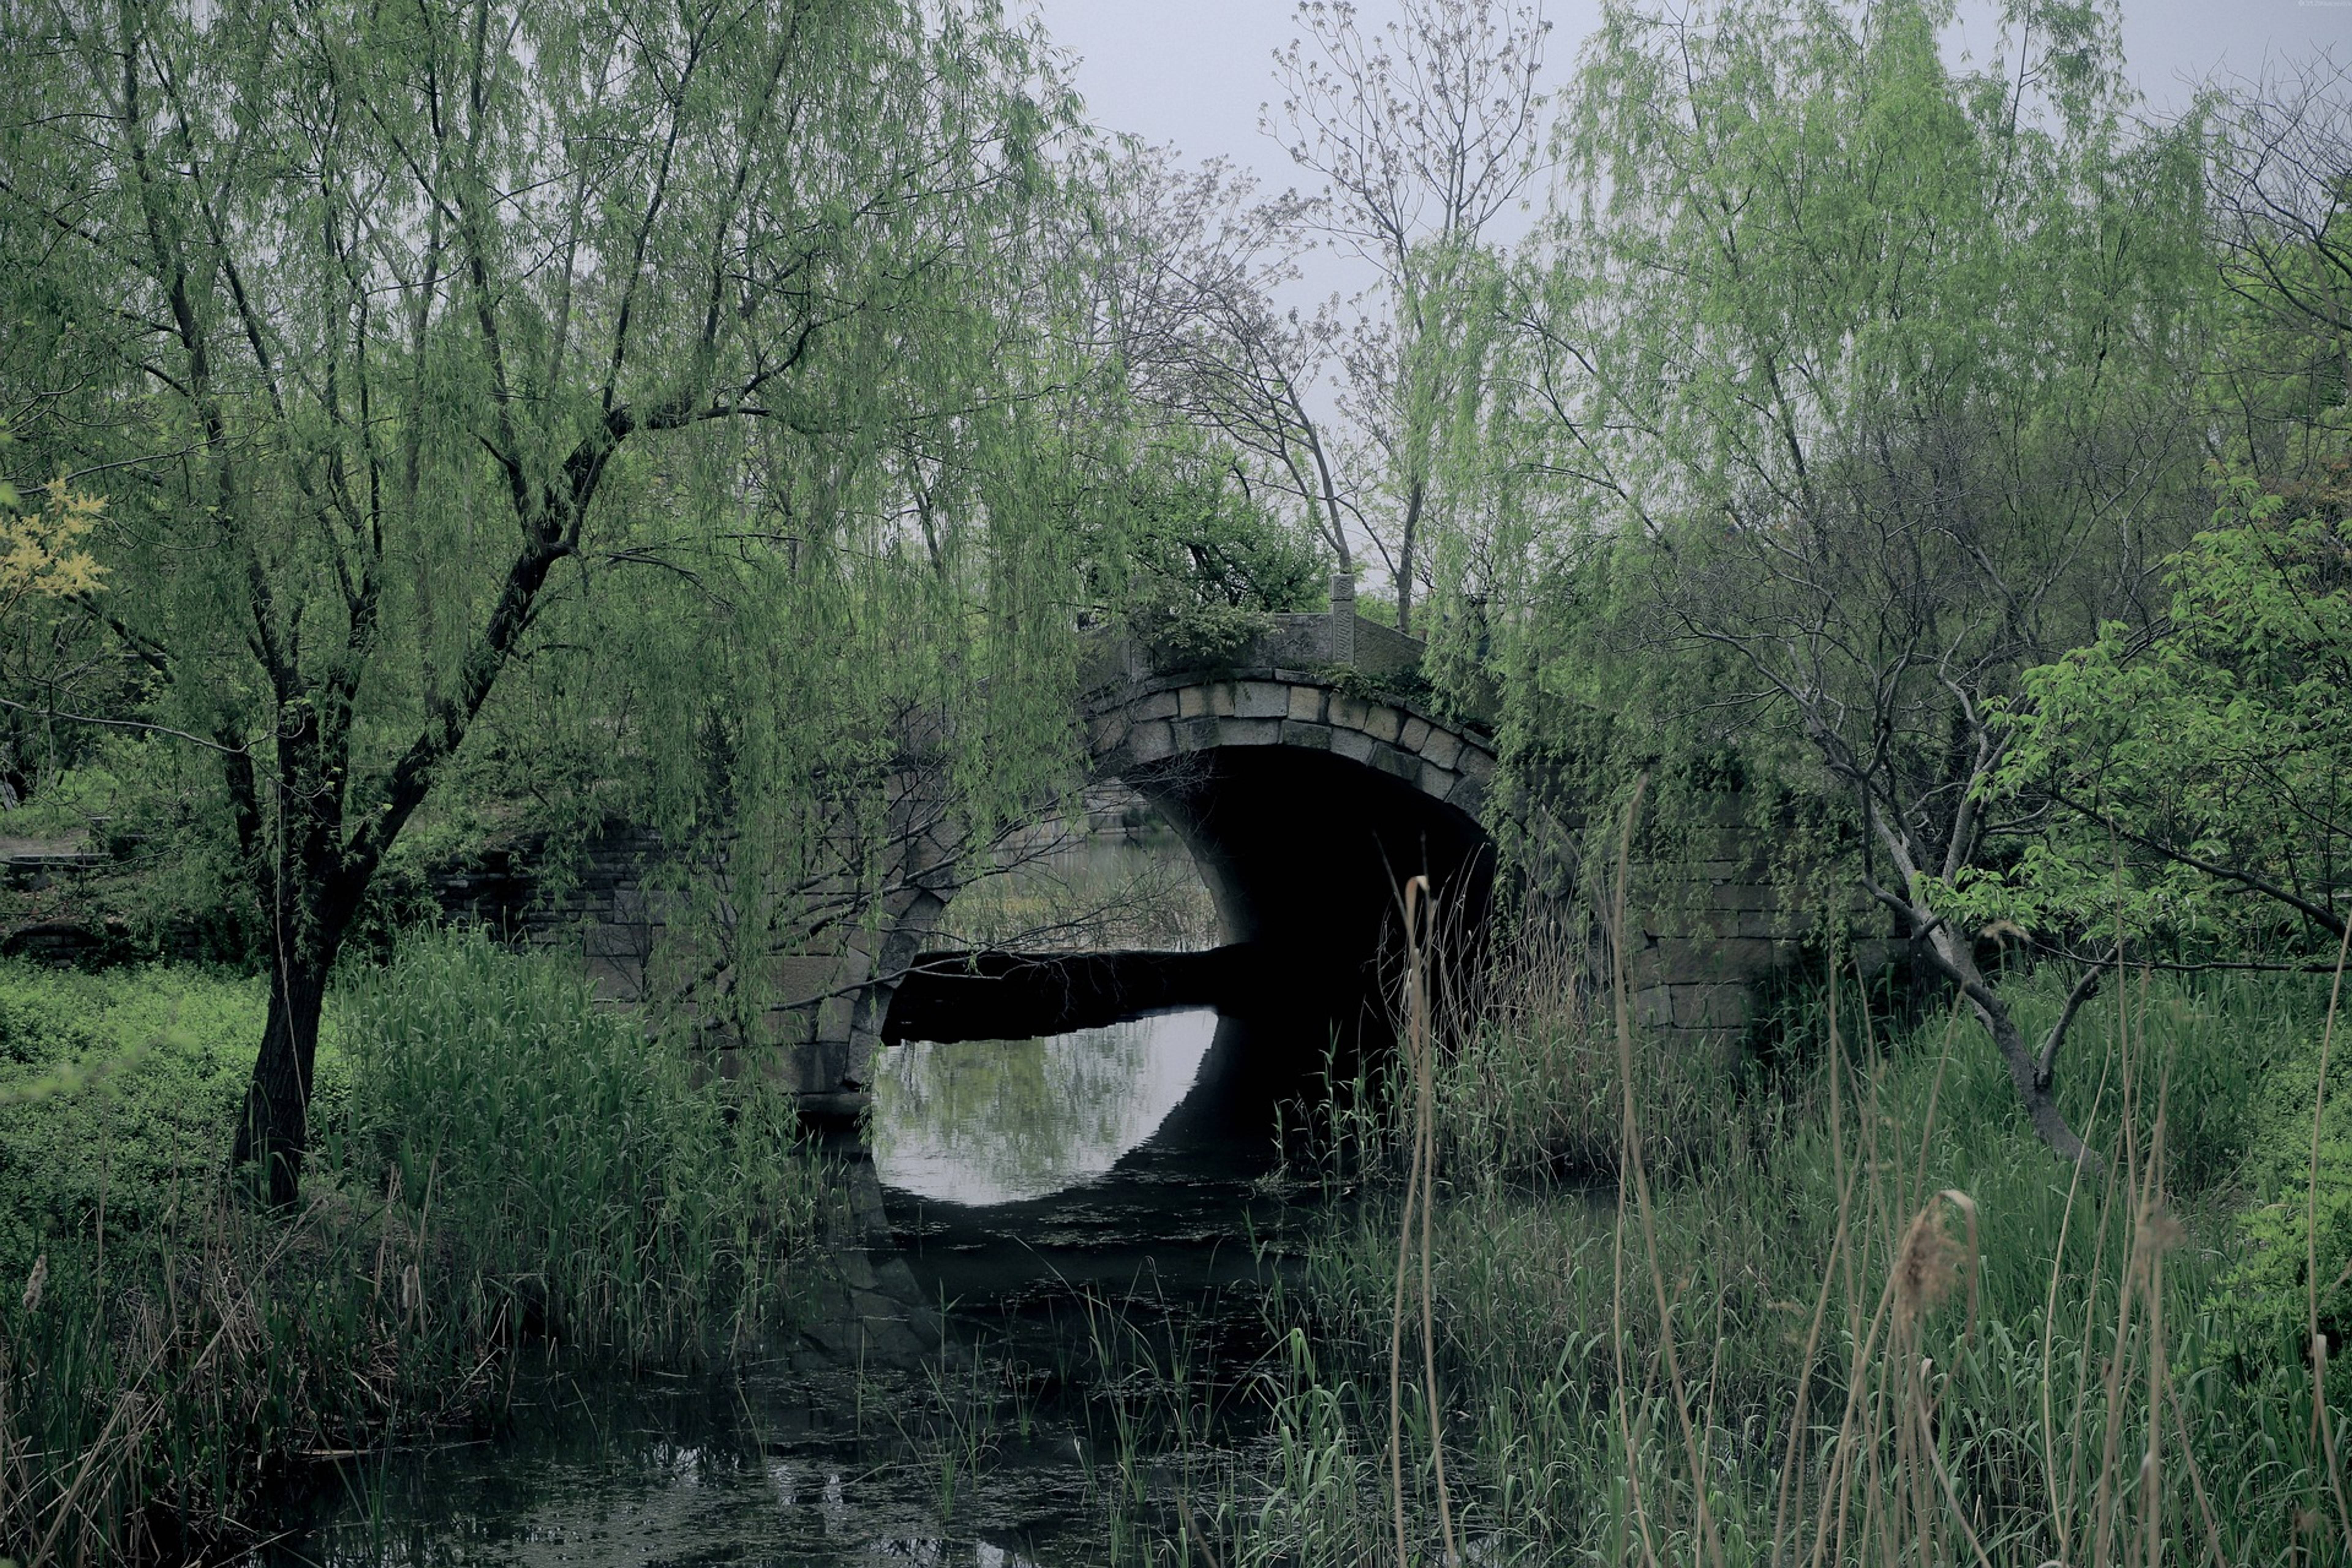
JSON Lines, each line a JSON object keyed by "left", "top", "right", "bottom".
{"left": 1062, "top": 935, "right": 2347, "bottom": 1565}
{"left": 0, "top": 937, "right": 826, "bottom": 1561}
{"left": 5, "top": 0, "right": 2352, "bottom": 1558}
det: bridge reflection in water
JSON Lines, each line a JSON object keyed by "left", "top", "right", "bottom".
{"left": 872, "top": 1008, "right": 1219, "bottom": 1206}
{"left": 837, "top": 826, "right": 1341, "bottom": 1415}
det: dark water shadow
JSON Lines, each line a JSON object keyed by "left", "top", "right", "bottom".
{"left": 264, "top": 983, "right": 1353, "bottom": 1565}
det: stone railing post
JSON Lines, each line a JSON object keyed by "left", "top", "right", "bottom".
{"left": 1329, "top": 572, "right": 1356, "bottom": 666}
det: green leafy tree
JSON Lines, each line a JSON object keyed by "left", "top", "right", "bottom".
{"left": 1496, "top": 0, "right": 2213, "bottom": 1161}
{"left": 1099, "top": 439, "right": 1326, "bottom": 617}
{"left": 0, "top": 0, "right": 1082, "bottom": 1203}
{"left": 1954, "top": 59, "right": 2352, "bottom": 973}
{"left": 1973, "top": 471, "right": 2352, "bottom": 956}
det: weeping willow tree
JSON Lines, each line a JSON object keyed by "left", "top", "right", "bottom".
{"left": 1453, "top": 0, "right": 2216, "bottom": 1160}
{"left": 0, "top": 0, "right": 1098, "bottom": 1203}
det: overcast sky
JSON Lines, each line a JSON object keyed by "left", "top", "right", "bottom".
{"left": 1029, "top": 1, "right": 2352, "bottom": 221}
{"left": 1023, "top": 0, "right": 2352, "bottom": 431}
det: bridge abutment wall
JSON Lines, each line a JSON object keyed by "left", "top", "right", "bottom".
{"left": 1525, "top": 792, "right": 1900, "bottom": 1060}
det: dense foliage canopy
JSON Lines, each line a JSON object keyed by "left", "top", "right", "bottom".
{"left": 0, "top": 0, "right": 1132, "bottom": 1197}
{"left": 5, "top": 0, "right": 2350, "bottom": 1177}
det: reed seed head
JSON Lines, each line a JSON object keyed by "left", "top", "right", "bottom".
{"left": 2137, "top": 1203, "right": 2187, "bottom": 1254}
{"left": 1894, "top": 1209, "right": 1963, "bottom": 1325}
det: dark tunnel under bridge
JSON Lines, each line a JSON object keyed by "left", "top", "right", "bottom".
{"left": 879, "top": 684, "right": 1501, "bottom": 1055}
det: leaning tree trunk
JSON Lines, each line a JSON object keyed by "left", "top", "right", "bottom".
{"left": 1923, "top": 925, "right": 2099, "bottom": 1168}
{"left": 1973, "top": 982, "right": 2097, "bottom": 1167}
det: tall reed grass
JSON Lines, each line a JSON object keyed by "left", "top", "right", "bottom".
{"left": 0, "top": 930, "right": 827, "bottom": 1563}
{"left": 1121, "top": 864, "right": 2352, "bottom": 1564}
{"left": 332, "top": 931, "right": 820, "bottom": 1360}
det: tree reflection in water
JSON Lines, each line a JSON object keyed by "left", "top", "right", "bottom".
{"left": 872, "top": 1009, "right": 1218, "bottom": 1205}
{"left": 941, "top": 831, "right": 1219, "bottom": 954}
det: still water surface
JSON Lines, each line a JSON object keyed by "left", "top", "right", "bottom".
{"left": 271, "top": 840, "right": 1315, "bottom": 1566}
{"left": 873, "top": 1010, "right": 1219, "bottom": 1206}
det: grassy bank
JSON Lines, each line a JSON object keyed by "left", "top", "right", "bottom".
{"left": 0, "top": 932, "right": 828, "bottom": 1563}
{"left": 1089, "top": 945, "right": 2352, "bottom": 1565}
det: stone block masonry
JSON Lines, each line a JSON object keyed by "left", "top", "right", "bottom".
{"left": 1605, "top": 794, "right": 1897, "bottom": 1061}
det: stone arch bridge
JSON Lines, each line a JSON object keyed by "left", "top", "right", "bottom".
{"left": 806, "top": 577, "right": 1504, "bottom": 1104}
{"left": 411, "top": 578, "right": 1504, "bottom": 1106}
{"left": 390, "top": 582, "right": 1829, "bottom": 1109}
{"left": 0, "top": 584, "right": 1865, "bottom": 1108}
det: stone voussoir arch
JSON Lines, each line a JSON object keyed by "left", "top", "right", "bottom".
{"left": 1081, "top": 668, "right": 1497, "bottom": 822}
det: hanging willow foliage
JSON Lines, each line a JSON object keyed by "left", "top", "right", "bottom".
{"left": 0, "top": 0, "right": 1108, "bottom": 1200}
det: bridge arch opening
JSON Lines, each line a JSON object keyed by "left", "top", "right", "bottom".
{"left": 876, "top": 673, "right": 1497, "bottom": 1058}
{"left": 1118, "top": 740, "right": 1494, "bottom": 1024}
{"left": 858, "top": 664, "right": 1499, "bottom": 1215}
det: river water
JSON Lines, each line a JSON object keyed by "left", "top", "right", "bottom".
{"left": 269, "top": 835, "right": 1333, "bottom": 1566}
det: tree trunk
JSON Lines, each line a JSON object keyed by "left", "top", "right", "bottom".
{"left": 232, "top": 943, "right": 334, "bottom": 1208}
{"left": 1975, "top": 984, "right": 2098, "bottom": 1167}
{"left": 221, "top": 507, "right": 572, "bottom": 1206}
{"left": 1924, "top": 927, "right": 2100, "bottom": 1168}
{"left": 228, "top": 719, "right": 360, "bottom": 1208}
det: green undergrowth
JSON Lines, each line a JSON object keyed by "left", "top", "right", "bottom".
{"left": 1087, "top": 960, "right": 2352, "bottom": 1565}
{"left": 0, "top": 931, "right": 830, "bottom": 1563}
